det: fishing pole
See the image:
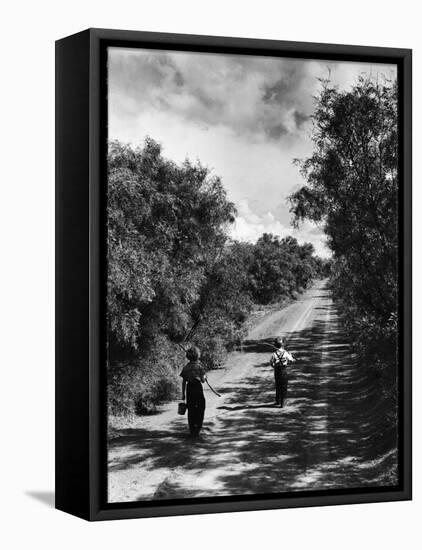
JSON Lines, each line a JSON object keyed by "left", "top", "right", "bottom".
{"left": 247, "top": 340, "right": 298, "bottom": 361}
{"left": 205, "top": 379, "right": 221, "bottom": 397}
{"left": 259, "top": 342, "right": 280, "bottom": 351}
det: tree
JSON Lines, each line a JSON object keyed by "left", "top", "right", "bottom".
{"left": 248, "top": 234, "right": 320, "bottom": 304}
{"left": 107, "top": 137, "right": 327, "bottom": 416}
{"left": 108, "top": 138, "right": 236, "bottom": 358}
{"left": 189, "top": 241, "right": 254, "bottom": 368}
{"left": 289, "top": 76, "right": 398, "bottom": 396}
{"left": 107, "top": 138, "right": 236, "bottom": 414}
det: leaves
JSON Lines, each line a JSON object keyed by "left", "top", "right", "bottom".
{"left": 107, "top": 138, "right": 236, "bottom": 356}
{"left": 247, "top": 234, "right": 325, "bottom": 304}
{"left": 107, "top": 138, "right": 326, "bottom": 415}
{"left": 289, "top": 76, "right": 398, "bottom": 403}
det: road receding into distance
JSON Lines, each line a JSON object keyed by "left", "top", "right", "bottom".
{"left": 108, "top": 280, "right": 398, "bottom": 503}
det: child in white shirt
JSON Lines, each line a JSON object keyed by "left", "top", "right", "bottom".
{"left": 270, "top": 337, "right": 296, "bottom": 407}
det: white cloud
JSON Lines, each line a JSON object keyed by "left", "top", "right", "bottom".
{"left": 108, "top": 49, "right": 395, "bottom": 262}
{"left": 109, "top": 48, "right": 396, "bottom": 147}
{"left": 109, "top": 48, "right": 315, "bottom": 145}
{"left": 229, "top": 200, "right": 331, "bottom": 258}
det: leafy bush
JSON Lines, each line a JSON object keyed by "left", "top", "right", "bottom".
{"left": 248, "top": 234, "right": 324, "bottom": 304}
{"left": 289, "top": 76, "right": 399, "bottom": 435}
{"left": 108, "top": 364, "right": 179, "bottom": 416}
{"left": 108, "top": 335, "right": 182, "bottom": 416}
{"left": 196, "top": 336, "right": 228, "bottom": 371}
{"left": 107, "top": 138, "right": 325, "bottom": 417}
{"left": 134, "top": 374, "right": 179, "bottom": 415}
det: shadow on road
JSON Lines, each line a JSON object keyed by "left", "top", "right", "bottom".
{"left": 217, "top": 403, "right": 277, "bottom": 411}
{"left": 108, "top": 300, "right": 398, "bottom": 501}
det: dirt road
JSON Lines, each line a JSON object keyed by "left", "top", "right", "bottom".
{"left": 108, "top": 280, "right": 397, "bottom": 503}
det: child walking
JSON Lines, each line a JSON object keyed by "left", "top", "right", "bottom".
{"left": 180, "top": 346, "right": 207, "bottom": 437}
{"left": 270, "top": 337, "right": 296, "bottom": 408}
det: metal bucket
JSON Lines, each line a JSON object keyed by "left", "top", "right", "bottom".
{"left": 178, "top": 402, "right": 187, "bottom": 415}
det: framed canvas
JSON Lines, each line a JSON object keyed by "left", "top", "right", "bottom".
{"left": 55, "top": 28, "right": 412, "bottom": 521}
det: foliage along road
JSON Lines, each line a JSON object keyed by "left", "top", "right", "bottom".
{"left": 107, "top": 280, "right": 397, "bottom": 503}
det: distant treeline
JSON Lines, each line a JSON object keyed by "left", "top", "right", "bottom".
{"left": 107, "top": 139, "right": 327, "bottom": 416}
{"left": 290, "top": 76, "right": 399, "bottom": 429}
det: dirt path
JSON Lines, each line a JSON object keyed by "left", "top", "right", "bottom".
{"left": 107, "top": 280, "right": 397, "bottom": 503}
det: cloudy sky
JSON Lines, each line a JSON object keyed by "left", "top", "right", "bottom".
{"left": 108, "top": 47, "right": 396, "bottom": 258}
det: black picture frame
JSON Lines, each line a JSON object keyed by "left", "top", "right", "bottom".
{"left": 55, "top": 28, "right": 412, "bottom": 521}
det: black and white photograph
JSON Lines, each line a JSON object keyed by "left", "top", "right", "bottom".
{"left": 106, "top": 46, "right": 401, "bottom": 504}
{"left": 1, "top": 0, "right": 420, "bottom": 543}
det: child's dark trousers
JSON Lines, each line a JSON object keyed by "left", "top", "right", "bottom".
{"left": 274, "top": 367, "right": 288, "bottom": 406}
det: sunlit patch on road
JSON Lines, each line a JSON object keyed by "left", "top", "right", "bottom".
{"left": 107, "top": 282, "right": 398, "bottom": 502}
